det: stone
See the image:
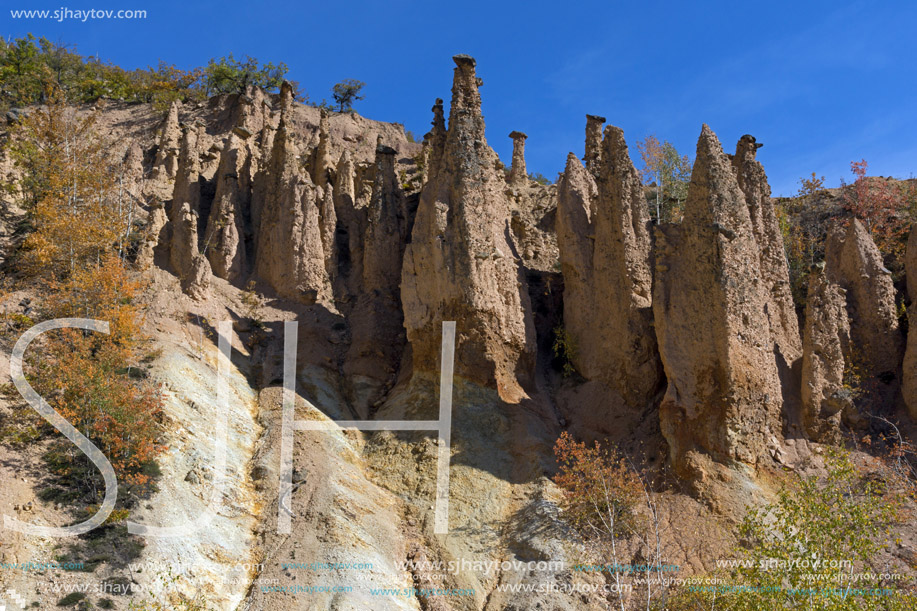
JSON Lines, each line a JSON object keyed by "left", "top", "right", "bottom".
{"left": 800, "top": 268, "right": 850, "bottom": 442}
{"left": 731, "top": 135, "right": 801, "bottom": 366}
{"left": 204, "top": 134, "right": 251, "bottom": 282}
{"left": 556, "top": 126, "right": 662, "bottom": 407}
{"left": 824, "top": 219, "right": 903, "bottom": 385}
{"left": 902, "top": 224, "right": 917, "bottom": 418}
{"left": 508, "top": 131, "right": 528, "bottom": 186}
{"left": 152, "top": 100, "right": 182, "bottom": 180}
{"left": 401, "top": 55, "right": 536, "bottom": 398}
{"left": 584, "top": 114, "right": 606, "bottom": 176}
{"left": 654, "top": 125, "right": 782, "bottom": 477}
{"left": 424, "top": 98, "right": 447, "bottom": 180}
{"left": 254, "top": 104, "right": 332, "bottom": 304}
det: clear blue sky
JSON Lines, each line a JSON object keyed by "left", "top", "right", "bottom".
{"left": 5, "top": 0, "right": 916, "bottom": 195}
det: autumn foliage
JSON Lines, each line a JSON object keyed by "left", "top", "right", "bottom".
{"left": 553, "top": 431, "right": 644, "bottom": 538}
{"left": 30, "top": 256, "right": 165, "bottom": 488}
{"left": 9, "top": 91, "right": 135, "bottom": 278}
{"left": 842, "top": 159, "right": 913, "bottom": 264}
{"left": 6, "top": 86, "right": 165, "bottom": 492}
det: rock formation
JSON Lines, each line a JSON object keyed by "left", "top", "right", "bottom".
{"left": 800, "top": 265, "right": 850, "bottom": 443}
{"left": 653, "top": 125, "right": 782, "bottom": 476}
{"left": 508, "top": 131, "right": 528, "bottom": 186}
{"left": 556, "top": 153, "right": 596, "bottom": 296}
{"left": 310, "top": 108, "right": 335, "bottom": 190}
{"left": 731, "top": 135, "right": 801, "bottom": 366}
{"left": 344, "top": 143, "right": 409, "bottom": 414}
{"left": 424, "top": 98, "right": 447, "bottom": 180}
{"left": 254, "top": 101, "right": 331, "bottom": 304}
{"left": 229, "top": 85, "right": 268, "bottom": 140}
{"left": 401, "top": 55, "right": 536, "bottom": 397}
{"left": 584, "top": 114, "right": 605, "bottom": 176}
{"left": 824, "top": 219, "right": 903, "bottom": 386}
{"left": 152, "top": 100, "right": 181, "bottom": 180}
{"left": 168, "top": 124, "right": 211, "bottom": 298}
{"left": 137, "top": 203, "right": 167, "bottom": 270}
{"left": 174, "top": 204, "right": 212, "bottom": 299}
{"left": 556, "top": 126, "right": 661, "bottom": 407}
{"left": 205, "top": 133, "right": 251, "bottom": 282}
{"left": 901, "top": 224, "right": 917, "bottom": 418}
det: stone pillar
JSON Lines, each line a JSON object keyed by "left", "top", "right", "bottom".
{"left": 508, "top": 131, "right": 528, "bottom": 185}
{"left": 584, "top": 114, "right": 606, "bottom": 175}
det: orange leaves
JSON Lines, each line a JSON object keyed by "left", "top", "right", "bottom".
{"left": 46, "top": 254, "right": 147, "bottom": 353}
{"left": 12, "top": 94, "right": 127, "bottom": 279}
{"left": 32, "top": 256, "right": 164, "bottom": 489}
{"left": 36, "top": 328, "right": 165, "bottom": 487}
{"left": 843, "top": 159, "right": 911, "bottom": 264}
{"left": 553, "top": 432, "right": 644, "bottom": 538}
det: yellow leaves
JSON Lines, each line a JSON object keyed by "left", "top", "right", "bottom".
{"left": 13, "top": 94, "right": 127, "bottom": 279}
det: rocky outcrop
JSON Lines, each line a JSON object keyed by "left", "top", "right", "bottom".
{"left": 136, "top": 203, "right": 167, "bottom": 270}
{"left": 229, "top": 85, "right": 269, "bottom": 140}
{"left": 254, "top": 104, "right": 331, "bottom": 304}
{"left": 556, "top": 153, "right": 596, "bottom": 288}
{"left": 508, "top": 131, "right": 528, "bottom": 186}
{"left": 363, "top": 145, "right": 407, "bottom": 293}
{"left": 584, "top": 114, "right": 605, "bottom": 176}
{"left": 824, "top": 219, "right": 903, "bottom": 385}
{"left": 344, "top": 144, "right": 409, "bottom": 414}
{"left": 424, "top": 98, "right": 446, "bottom": 180}
{"left": 901, "top": 224, "right": 917, "bottom": 418}
{"left": 152, "top": 100, "right": 181, "bottom": 180}
{"left": 205, "top": 133, "right": 251, "bottom": 281}
{"left": 174, "top": 204, "right": 212, "bottom": 299}
{"left": 653, "top": 125, "right": 782, "bottom": 476}
{"left": 401, "top": 55, "right": 535, "bottom": 397}
{"left": 168, "top": 124, "right": 211, "bottom": 298}
{"left": 556, "top": 126, "right": 661, "bottom": 407}
{"left": 310, "top": 108, "right": 335, "bottom": 190}
{"left": 731, "top": 135, "right": 801, "bottom": 366}
{"left": 800, "top": 266, "right": 850, "bottom": 443}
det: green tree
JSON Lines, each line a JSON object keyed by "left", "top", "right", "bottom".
{"left": 203, "top": 53, "right": 290, "bottom": 96}
{"left": 667, "top": 449, "right": 914, "bottom": 610}
{"left": 0, "top": 34, "right": 47, "bottom": 107}
{"left": 637, "top": 135, "right": 692, "bottom": 222}
{"left": 332, "top": 78, "right": 365, "bottom": 112}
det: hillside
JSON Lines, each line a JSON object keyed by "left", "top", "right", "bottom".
{"left": 0, "top": 53, "right": 916, "bottom": 611}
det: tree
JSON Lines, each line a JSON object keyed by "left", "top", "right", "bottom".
{"left": 0, "top": 34, "right": 47, "bottom": 107}
{"left": 798, "top": 171, "right": 826, "bottom": 199}
{"left": 666, "top": 449, "right": 914, "bottom": 610}
{"left": 637, "top": 135, "right": 692, "bottom": 222}
{"left": 554, "top": 432, "right": 668, "bottom": 610}
{"left": 332, "top": 79, "right": 365, "bottom": 113}
{"left": 842, "top": 159, "right": 911, "bottom": 265}
{"left": 8, "top": 90, "right": 134, "bottom": 277}
{"left": 203, "top": 53, "right": 290, "bottom": 96}
{"left": 31, "top": 256, "right": 166, "bottom": 490}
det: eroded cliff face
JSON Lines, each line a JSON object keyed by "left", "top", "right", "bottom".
{"left": 556, "top": 124, "right": 662, "bottom": 408}
{"left": 254, "top": 102, "right": 332, "bottom": 304}
{"left": 401, "top": 55, "right": 536, "bottom": 398}
{"left": 904, "top": 225, "right": 917, "bottom": 418}
{"left": 653, "top": 126, "right": 782, "bottom": 482}
{"left": 6, "top": 52, "right": 917, "bottom": 611}
{"left": 824, "top": 219, "right": 903, "bottom": 416}
{"left": 731, "top": 135, "right": 802, "bottom": 366}
{"left": 801, "top": 266, "right": 850, "bottom": 443}
{"left": 169, "top": 124, "right": 212, "bottom": 298}
{"left": 344, "top": 143, "right": 411, "bottom": 415}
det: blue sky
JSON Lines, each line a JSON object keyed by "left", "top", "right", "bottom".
{"left": 5, "top": 0, "right": 916, "bottom": 195}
